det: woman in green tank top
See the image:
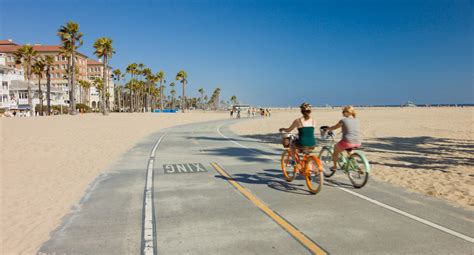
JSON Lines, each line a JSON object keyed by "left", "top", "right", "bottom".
{"left": 279, "top": 103, "right": 316, "bottom": 153}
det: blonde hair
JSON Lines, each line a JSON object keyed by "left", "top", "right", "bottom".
{"left": 343, "top": 105, "right": 356, "bottom": 118}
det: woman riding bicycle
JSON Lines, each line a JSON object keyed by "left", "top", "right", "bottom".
{"left": 324, "top": 105, "right": 361, "bottom": 172}
{"left": 279, "top": 103, "right": 316, "bottom": 156}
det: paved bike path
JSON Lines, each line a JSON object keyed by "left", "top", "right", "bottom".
{"left": 39, "top": 118, "right": 474, "bottom": 254}
{"left": 217, "top": 122, "right": 474, "bottom": 238}
{"left": 203, "top": 121, "right": 474, "bottom": 254}
{"left": 152, "top": 122, "right": 309, "bottom": 254}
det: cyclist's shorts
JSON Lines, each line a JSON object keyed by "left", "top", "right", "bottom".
{"left": 336, "top": 139, "right": 361, "bottom": 150}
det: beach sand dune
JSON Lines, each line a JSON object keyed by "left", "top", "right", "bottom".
{"left": 0, "top": 112, "right": 226, "bottom": 254}
{"left": 231, "top": 107, "right": 474, "bottom": 210}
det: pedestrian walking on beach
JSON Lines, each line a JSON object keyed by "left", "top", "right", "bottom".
{"left": 230, "top": 109, "right": 234, "bottom": 118}
{"left": 237, "top": 109, "right": 241, "bottom": 119}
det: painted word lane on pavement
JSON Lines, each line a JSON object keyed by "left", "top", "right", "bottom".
{"left": 163, "top": 163, "right": 208, "bottom": 174}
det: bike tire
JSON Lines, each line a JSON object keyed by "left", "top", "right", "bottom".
{"left": 319, "top": 147, "right": 335, "bottom": 178}
{"left": 281, "top": 150, "right": 296, "bottom": 182}
{"left": 347, "top": 152, "right": 370, "bottom": 188}
{"left": 305, "top": 156, "right": 324, "bottom": 194}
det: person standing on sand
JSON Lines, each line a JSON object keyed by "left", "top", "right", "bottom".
{"left": 324, "top": 105, "right": 362, "bottom": 172}
{"left": 230, "top": 109, "right": 234, "bottom": 118}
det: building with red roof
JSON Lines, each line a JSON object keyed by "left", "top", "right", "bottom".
{"left": 0, "top": 39, "right": 114, "bottom": 110}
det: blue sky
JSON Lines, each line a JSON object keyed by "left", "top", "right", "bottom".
{"left": 1, "top": 0, "right": 472, "bottom": 106}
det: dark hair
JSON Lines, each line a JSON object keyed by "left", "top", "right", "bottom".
{"left": 300, "top": 103, "right": 312, "bottom": 120}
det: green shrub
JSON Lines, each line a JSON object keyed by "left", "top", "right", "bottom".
{"left": 51, "top": 105, "right": 69, "bottom": 114}
{"left": 76, "top": 103, "right": 92, "bottom": 113}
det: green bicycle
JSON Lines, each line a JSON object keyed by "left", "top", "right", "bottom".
{"left": 318, "top": 127, "right": 371, "bottom": 188}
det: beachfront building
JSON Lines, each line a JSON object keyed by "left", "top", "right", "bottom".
{"left": 0, "top": 53, "right": 67, "bottom": 113}
{"left": 0, "top": 39, "right": 114, "bottom": 111}
{"left": 0, "top": 53, "right": 23, "bottom": 111}
{"left": 87, "top": 58, "right": 115, "bottom": 110}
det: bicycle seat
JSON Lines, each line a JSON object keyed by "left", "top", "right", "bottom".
{"left": 297, "top": 146, "right": 315, "bottom": 154}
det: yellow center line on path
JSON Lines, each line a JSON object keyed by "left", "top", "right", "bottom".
{"left": 210, "top": 162, "right": 328, "bottom": 255}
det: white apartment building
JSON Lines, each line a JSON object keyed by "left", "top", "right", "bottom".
{"left": 0, "top": 53, "right": 67, "bottom": 113}
{"left": 0, "top": 39, "right": 115, "bottom": 111}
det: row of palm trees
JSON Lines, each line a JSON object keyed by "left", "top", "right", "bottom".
{"left": 112, "top": 65, "right": 229, "bottom": 113}
{"left": 14, "top": 21, "right": 114, "bottom": 116}
{"left": 14, "top": 20, "right": 236, "bottom": 115}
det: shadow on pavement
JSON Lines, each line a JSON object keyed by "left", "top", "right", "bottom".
{"left": 233, "top": 133, "right": 474, "bottom": 173}
{"left": 240, "top": 133, "right": 281, "bottom": 144}
{"left": 215, "top": 168, "right": 315, "bottom": 195}
{"left": 204, "top": 147, "right": 278, "bottom": 163}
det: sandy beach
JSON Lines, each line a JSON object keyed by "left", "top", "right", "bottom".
{"left": 231, "top": 107, "right": 474, "bottom": 210}
{"left": 0, "top": 112, "right": 227, "bottom": 254}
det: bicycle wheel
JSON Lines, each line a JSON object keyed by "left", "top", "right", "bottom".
{"left": 280, "top": 150, "right": 296, "bottom": 182}
{"left": 305, "top": 156, "right": 324, "bottom": 194}
{"left": 347, "top": 152, "right": 370, "bottom": 188}
{"left": 319, "top": 147, "right": 335, "bottom": 177}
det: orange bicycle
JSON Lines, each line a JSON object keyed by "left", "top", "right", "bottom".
{"left": 280, "top": 132, "right": 324, "bottom": 194}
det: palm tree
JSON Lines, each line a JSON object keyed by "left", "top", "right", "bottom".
{"left": 143, "top": 68, "right": 152, "bottom": 112}
{"left": 57, "top": 21, "right": 83, "bottom": 115}
{"left": 135, "top": 63, "right": 145, "bottom": 111}
{"left": 146, "top": 72, "right": 159, "bottom": 112}
{"left": 78, "top": 80, "right": 92, "bottom": 105}
{"left": 32, "top": 58, "right": 46, "bottom": 115}
{"left": 156, "top": 71, "right": 165, "bottom": 111}
{"left": 169, "top": 82, "right": 176, "bottom": 109}
{"left": 93, "top": 37, "right": 115, "bottom": 115}
{"left": 198, "top": 88, "right": 205, "bottom": 110}
{"left": 230, "top": 95, "right": 238, "bottom": 106}
{"left": 44, "top": 55, "right": 54, "bottom": 115}
{"left": 126, "top": 63, "right": 137, "bottom": 112}
{"left": 160, "top": 84, "right": 166, "bottom": 106}
{"left": 215, "top": 88, "right": 221, "bottom": 109}
{"left": 150, "top": 86, "right": 160, "bottom": 109}
{"left": 175, "top": 70, "right": 188, "bottom": 112}
{"left": 112, "top": 68, "right": 123, "bottom": 112}
{"left": 92, "top": 77, "right": 104, "bottom": 109}
{"left": 208, "top": 88, "right": 221, "bottom": 110}
{"left": 14, "top": 45, "right": 38, "bottom": 116}
{"left": 137, "top": 80, "right": 146, "bottom": 111}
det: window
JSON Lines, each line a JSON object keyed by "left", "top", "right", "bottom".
{"left": 2, "top": 81, "right": 8, "bottom": 90}
{"left": 19, "top": 91, "right": 28, "bottom": 99}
